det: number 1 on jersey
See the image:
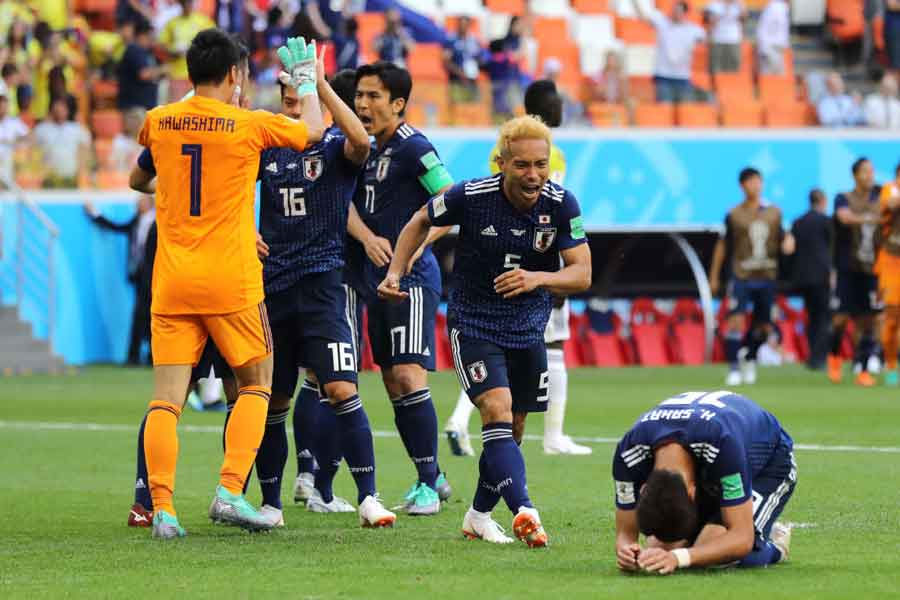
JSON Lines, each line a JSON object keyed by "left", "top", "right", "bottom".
{"left": 181, "top": 144, "right": 202, "bottom": 216}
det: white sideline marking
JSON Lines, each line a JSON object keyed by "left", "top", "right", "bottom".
{"left": 1, "top": 420, "right": 899, "bottom": 454}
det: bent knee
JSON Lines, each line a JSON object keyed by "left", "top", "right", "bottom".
{"left": 324, "top": 381, "right": 358, "bottom": 403}
{"left": 269, "top": 392, "right": 291, "bottom": 412}
{"left": 384, "top": 364, "right": 426, "bottom": 396}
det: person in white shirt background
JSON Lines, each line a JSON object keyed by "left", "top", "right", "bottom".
{"left": 864, "top": 73, "right": 900, "bottom": 128}
{"left": 706, "top": 0, "right": 745, "bottom": 73}
{"left": 756, "top": 0, "right": 790, "bottom": 74}
{"left": 32, "top": 96, "right": 92, "bottom": 188}
{"left": 109, "top": 108, "right": 145, "bottom": 173}
{"left": 817, "top": 71, "right": 865, "bottom": 127}
{"left": 0, "top": 80, "right": 29, "bottom": 188}
{"left": 632, "top": 0, "right": 706, "bottom": 103}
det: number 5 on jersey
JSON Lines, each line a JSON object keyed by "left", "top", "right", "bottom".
{"left": 280, "top": 187, "right": 307, "bottom": 217}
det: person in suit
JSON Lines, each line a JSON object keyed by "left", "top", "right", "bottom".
{"left": 84, "top": 194, "right": 156, "bottom": 365}
{"left": 790, "top": 189, "right": 833, "bottom": 370}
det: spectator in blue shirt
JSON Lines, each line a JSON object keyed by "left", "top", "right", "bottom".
{"left": 116, "top": 18, "right": 164, "bottom": 111}
{"left": 484, "top": 39, "right": 518, "bottom": 122}
{"left": 443, "top": 16, "right": 483, "bottom": 103}
{"left": 817, "top": 71, "right": 865, "bottom": 127}
{"left": 374, "top": 8, "right": 414, "bottom": 68}
{"left": 333, "top": 16, "right": 360, "bottom": 71}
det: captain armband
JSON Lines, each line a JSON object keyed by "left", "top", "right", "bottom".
{"left": 417, "top": 151, "right": 453, "bottom": 195}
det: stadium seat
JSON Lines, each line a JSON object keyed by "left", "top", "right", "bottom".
{"left": 584, "top": 331, "right": 627, "bottom": 367}
{"left": 623, "top": 44, "right": 656, "bottom": 77}
{"left": 630, "top": 298, "right": 672, "bottom": 367}
{"left": 96, "top": 170, "right": 130, "bottom": 189}
{"left": 627, "top": 76, "right": 656, "bottom": 102}
{"left": 91, "top": 80, "right": 118, "bottom": 107}
{"left": 76, "top": 0, "right": 115, "bottom": 10}
{"left": 538, "top": 42, "right": 582, "bottom": 91}
{"left": 573, "top": 0, "right": 611, "bottom": 13}
{"left": 615, "top": 18, "right": 656, "bottom": 44}
{"left": 355, "top": 12, "right": 386, "bottom": 58}
{"left": 485, "top": 0, "right": 526, "bottom": 15}
{"left": 564, "top": 336, "right": 587, "bottom": 368}
{"left": 533, "top": 16, "right": 570, "bottom": 42}
{"left": 758, "top": 74, "right": 796, "bottom": 104}
{"left": 675, "top": 102, "right": 718, "bottom": 127}
{"left": 713, "top": 72, "right": 754, "bottom": 103}
{"left": 720, "top": 100, "right": 764, "bottom": 127}
{"left": 633, "top": 103, "right": 675, "bottom": 127}
{"left": 572, "top": 14, "right": 616, "bottom": 48}
{"left": 90, "top": 110, "right": 123, "bottom": 139}
{"left": 671, "top": 298, "right": 707, "bottom": 365}
{"left": 408, "top": 43, "right": 447, "bottom": 81}
{"left": 434, "top": 312, "right": 453, "bottom": 371}
{"left": 874, "top": 15, "right": 885, "bottom": 52}
{"left": 828, "top": 0, "right": 864, "bottom": 42}
{"left": 94, "top": 139, "right": 113, "bottom": 168}
{"left": 587, "top": 103, "right": 629, "bottom": 126}
{"left": 763, "top": 100, "right": 812, "bottom": 127}
{"left": 450, "top": 103, "right": 492, "bottom": 126}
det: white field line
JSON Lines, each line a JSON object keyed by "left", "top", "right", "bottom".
{"left": 0, "top": 420, "right": 899, "bottom": 454}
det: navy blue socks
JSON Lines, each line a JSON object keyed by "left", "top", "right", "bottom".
{"left": 481, "top": 423, "right": 532, "bottom": 514}
{"left": 293, "top": 379, "right": 321, "bottom": 475}
{"left": 255, "top": 407, "right": 289, "bottom": 509}
{"left": 332, "top": 395, "right": 376, "bottom": 503}
{"left": 391, "top": 388, "right": 439, "bottom": 488}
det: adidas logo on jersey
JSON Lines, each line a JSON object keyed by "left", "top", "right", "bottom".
{"left": 423, "top": 346, "right": 431, "bottom": 357}
{"left": 286, "top": 163, "right": 297, "bottom": 170}
{"left": 481, "top": 225, "right": 498, "bottom": 236}
{"left": 266, "top": 162, "right": 278, "bottom": 173}
{"left": 511, "top": 229, "right": 526, "bottom": 237}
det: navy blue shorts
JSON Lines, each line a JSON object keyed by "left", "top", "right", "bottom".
{"left": 727, "top": 279, "right": 775, "bottom": 323}
{"left": 191, "top": 340, "right": 232, "bottom": 383}
{"left": 449, "top": 325, "right": 549, "bottom": 414}
{"left": 834, "top": 269, "right": 881, "bottom": 315}
{"left": 366, "top": 286, "right": 438, "bottom": 371}
{"left": 267, "top": 270, "right": 359, "bottom": 397}
{"left": 701, "top": 431, "right": 797, "bottom": 545}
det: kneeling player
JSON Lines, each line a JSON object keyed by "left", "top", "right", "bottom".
{"left": 613, "top": 391, "right": 796, "bottom": 574}
{"left": 380, "top": 116, "right": 592, "bottom": 546}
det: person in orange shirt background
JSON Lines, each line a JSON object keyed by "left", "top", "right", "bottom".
{"left": 877, "top": 163, "right": 900, "bottom": 386}
{"left": 134, "top": 28, "right": 324, "bottom": 539}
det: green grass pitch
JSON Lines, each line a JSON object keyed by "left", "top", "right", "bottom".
{"left": 1, "top": 365, "right": 898, "bottom": 598}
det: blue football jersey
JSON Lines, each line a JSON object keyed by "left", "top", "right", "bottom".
{"left": 348, "top": 122, "right": 444, "bottom": 300}
{"left": 612, "top": 391, "right": 789, "bottom": 511}
{"left": 259, "top": 126, "right": 361, "bottom": 294}
{"left": 428, "top": 175, "right": 587, "bottom": 348}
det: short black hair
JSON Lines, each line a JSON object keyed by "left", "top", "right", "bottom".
{"left": 739, "top": 167, "right": 762, "bottom": 184}
{"left": 187, "top": 28, "right": 240, "bottom": 86}
{"left": 330, "top": 69, "right": 358, "bottom": 111}
{"left": 524, "top": 79, "right": 562, "bottom": 128}
{"left": 134, "top": 17, "right": 153, "bottom": 36}
{"left": 1, "top": 63, "right": 17, "bottom": 79}
{"left": 356, "top": 61, "right": 412, "bottom": 116}
{"left": 636, "top": 469, "right": 699, "bottom": 543}
{"left": 852, "top": 157, "right": 870, "bottom": 175}
{"left": 230, "top": 33, "right": 249, "bottom": 64}
{"left": 809, "top": 188, "right": 826, "bottom": 206}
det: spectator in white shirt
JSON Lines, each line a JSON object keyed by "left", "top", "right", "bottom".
{"left": 817, "top": 72, "right": 865, "bottom": 127}
{"left": 756, "top": 0, "right": 790, "bottom": 74}
{"left": 633, "top": 0, "right": 706, "bottom": 103}
{"left": 0, "top": 80, "right": 29, "bottom": 187}
{"left": 864, "top": 73, "right": 900, "bottom": 128}
{"left": 109, "top": 108, "right": 144, "bottom": 172}
{"left": 33, "top": 96, "right": 92, "bottom": 188}
{"left": 706, "top": 0, "right": 745, "bottom": 73}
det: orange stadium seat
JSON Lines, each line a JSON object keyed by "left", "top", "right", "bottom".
{"left": 764, "top": 100, "right": 813, "bottom": 127}
{"left": 91, "top": 80, "right": 118, "bottom": 107}
{"left": 408, "top": 44, "right": 447, "bottom": 81}
{"left": 713, "top": 72, "right": 754, "bottom": 102}
{"left": 355, "top": 12, "right": 386, "bottom": 59}
{"left": 76, "top": 0, "right": 115, "bottom": 10}
{"left": 572, "top": 0, "right": 611, "bottom": 14}
{"left": 534, "top": 16, "right": 569, "bottom": 42}
{"left": 538, "top": 42, "right": 582, "bottom": 89}
{"left": 721, "top": 99, "right": 764, "bottom": 127}
{"left": 450, "top": 103, "right": 492, "bottom": 126}
{"left": 90, "top": 110, "right": 123, "bottom": 139}
{"left": 676, "top": 102, "right": 718, "bottom": 127}
{"left": 485, "top": 0, "right": 526, "bottom": 15}
{"left": 404, "top": 103, "right": 428, "bottom": 127}
{"left": 587, "top": 103, "right": 629, "bottom": 126}
{"left": 94, "top": 139, "right": 113, "bottom": 168}
{"left": 874, "top": 15, "right": 885, "bottom": 51}
{"left": 196, "top": 0, "right": 215, "bottom": 18}
{"left": 633, "top": 103, "right": 675, "bottom": 127}
{"left": 758, "top": 74, "right": 796, "bottom": 103}
{"left": 615, "top": 18, "right": 656, "bottom": 44}
{"left": 630, "top": 298, "right": 672, "bottom": 367}
{"left": 828, "top": 0, "right": 864, "bottom": 42}
{"left": 627, "top": 76, "right": 656, "bottom": 102}
{"left": 96, "top": 170, "right": 130, "bottom": 189}
{"left": 584, "top": 331, "right": 627, "bottom": 367}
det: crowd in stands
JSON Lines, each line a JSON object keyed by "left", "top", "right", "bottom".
{"left": 1, "top": 0, "right": 900, "bottom": 190}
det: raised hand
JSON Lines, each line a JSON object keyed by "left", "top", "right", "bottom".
{"left": 277, "top": 37, "right": 318, "bottom": 97}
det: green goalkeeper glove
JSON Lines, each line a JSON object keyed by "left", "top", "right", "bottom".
{"left": 277, "top": 36, "right": 317, "bottom": 98}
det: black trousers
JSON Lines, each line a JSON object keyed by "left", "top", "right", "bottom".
{"left": 797, "top": 283, "right": 830, "bottom": 368}
{"left": 127, "top": 285, "right": 152, "bottom": 365}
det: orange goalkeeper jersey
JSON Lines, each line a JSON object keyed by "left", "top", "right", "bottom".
{"left": 139, "top": 95, "right": 309, "bottom": 315}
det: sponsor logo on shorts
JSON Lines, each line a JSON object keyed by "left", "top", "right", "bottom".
{"left": 467, "top": 360, "right": 487, "bottom": 383}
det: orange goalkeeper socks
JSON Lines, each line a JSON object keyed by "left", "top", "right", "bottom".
{"left": 220, "top": 385, "right": 270, "bottom": 494}
{"left": 883, "top": 310, "right": 900, "bottom": 371}
{"left": 143, "top": 400, "right": 182, "bottom": 516}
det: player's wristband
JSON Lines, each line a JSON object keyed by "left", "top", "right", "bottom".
{"left": 671, "top": 548, "right": 691, "bottom": 569}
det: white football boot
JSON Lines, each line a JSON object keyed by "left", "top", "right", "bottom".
{"left": 307, "top": 489, "right": 356, "bottom": 513}
{"left": 259, "top": 504, "right": 285, "bottom": 528}
{"left": 293, "top": 472, "right": 315, "bottom": 504}
{"left": 358, "top": 495, "right": 396, "bottom": 528}
{"left": 461, "top": 507, "right": 514, "bottom": 544}
{"left": 543, "top": 435, "right": 593, "bottom": 455}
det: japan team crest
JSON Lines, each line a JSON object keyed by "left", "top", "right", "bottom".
{"left": 376, "top": 156, "right": 391, "bottom": 181}
{"left": 303, "top": 155, "right": 323, "bottom": 181}
{"left": 467, "top": 361, "right": 488, "bottom": 384}
{"left": 533, "top": 227, "right": 557, "bottom": 253}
